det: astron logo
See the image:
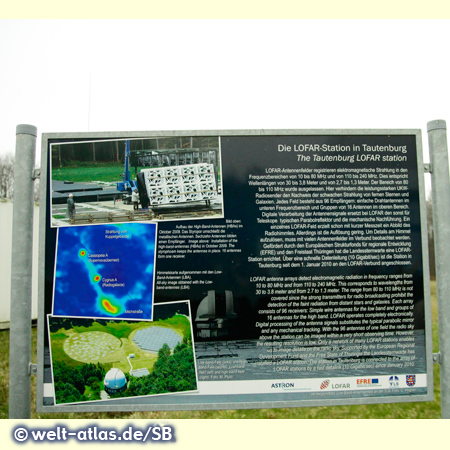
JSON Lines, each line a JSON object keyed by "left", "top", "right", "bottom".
{"left": 271, "top": 382, "right": 295, "bottom": 389}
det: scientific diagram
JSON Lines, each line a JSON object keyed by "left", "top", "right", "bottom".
{"left": 52, "top": 222, "right": 157, "bottom": 320}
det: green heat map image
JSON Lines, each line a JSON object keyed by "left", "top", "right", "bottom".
{"left": 53, "top": 223, "right": 157, "bottom": 319}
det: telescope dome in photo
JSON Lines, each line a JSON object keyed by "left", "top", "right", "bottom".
{"left": 103, "top": 368, "right": 127, "bottom": 394}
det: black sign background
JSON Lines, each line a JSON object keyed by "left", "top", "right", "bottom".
{"left": 40, "top": 132, "right": 432, "bottom": 410}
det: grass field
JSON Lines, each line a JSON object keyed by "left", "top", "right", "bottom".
{"left": 0, "top": 281, "right": 443, "bottom": 418}
{"left": 51, "top": 163, "right": 222, "bottom": 185}
{"left": 52, "top": 163, "right": 126, "bottom": 184}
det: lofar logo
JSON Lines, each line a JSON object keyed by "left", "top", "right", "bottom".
{"left": 331, "top": 383, "right": 351, "bottom": 390}
{"left": 389, "top": 376, "right": 399, "bottom": 387}
{"left": 406, "top": 375, "right": 416, "bottom": 387}
{"left": 320, "top": 380, "right": 330, "bottom": 390}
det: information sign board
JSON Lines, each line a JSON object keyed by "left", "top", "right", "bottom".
{"left": 37, "top": 130, "right": 433, "bottom": 411}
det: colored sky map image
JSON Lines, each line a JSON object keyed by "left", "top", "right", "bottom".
{"left": 53, "top": 223, "right": 157, "bottom": 320}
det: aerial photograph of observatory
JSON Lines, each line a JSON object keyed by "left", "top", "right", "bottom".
{"left": 46, "top": 305, "right": 197, "bottom": 405}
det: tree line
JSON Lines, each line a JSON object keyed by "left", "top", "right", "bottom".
{"left": 127, "top": 341, "right": 197, "bottom": 396}
{"left": 0, "top": 153, "right": 39, "bottom": 201}
{"left": 53, "top": 361, "right": 106, "bottom": 404}
{"left": 51, "top": 136, "right": 220, "bottom": 168}
{"left": 0, "top": 154, "right": 14, "bottom": 199}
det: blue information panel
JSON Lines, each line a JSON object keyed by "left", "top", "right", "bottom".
{"left": 53, "top": 223, "right": 156, "bottom": 320}
{"left": 37, "top": 130, "right": 433, "bottom": 411}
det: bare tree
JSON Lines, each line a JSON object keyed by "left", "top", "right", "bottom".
{"left": 0, "top": 153, "right": 14, "bottom": 199}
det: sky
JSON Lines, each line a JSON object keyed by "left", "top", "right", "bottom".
{"left": 1, "top": 17, "right": 450, "bottom": 427}
{"left": 0, "top": 19, "right": 449, "bottom": 165}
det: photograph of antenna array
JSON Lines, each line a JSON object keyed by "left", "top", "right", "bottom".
{"left": 132, "top": 326, "right": 183, "bottom": 352}
{"left": 142, "top": 163, "right": 217, "bottom": 205}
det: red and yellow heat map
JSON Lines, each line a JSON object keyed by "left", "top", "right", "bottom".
{"left": 101, "top": 299, "right": 119, "bottom": 314}
{"left": 78, "top": 247, "right": 123, "bottom": 316}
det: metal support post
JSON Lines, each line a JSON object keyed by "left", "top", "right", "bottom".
{"left": 9, "top": 124, "right": 37, "bottom": 419}
{"left": 427, "top": 119, "right": 450, "bottom": 419}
